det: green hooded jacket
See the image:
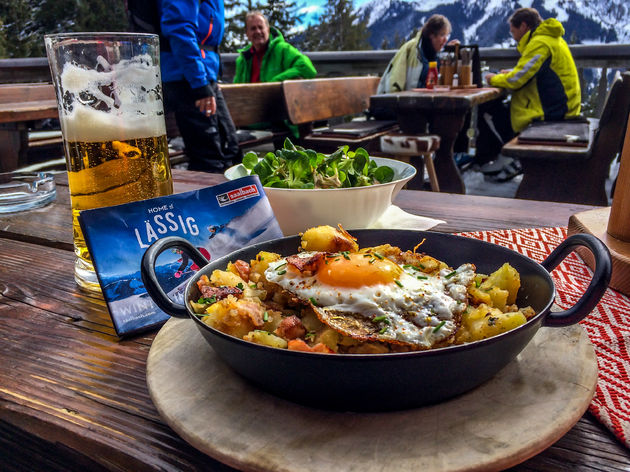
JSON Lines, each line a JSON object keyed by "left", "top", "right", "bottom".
{"left": 233, "top": 27, "right": 317, "bottom": 83}
{"left": 489, "top": 18, "right": 581, "bottom": 132}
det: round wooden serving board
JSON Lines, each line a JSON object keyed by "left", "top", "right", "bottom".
{"left": 147, "top": 318, "right": 598, "bottom": 472}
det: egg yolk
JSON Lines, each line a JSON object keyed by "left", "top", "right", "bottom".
{"left": 316, "top": 253, "right": 403, "bottom": 288}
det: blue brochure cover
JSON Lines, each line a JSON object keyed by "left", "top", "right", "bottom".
{"left": 78, "top": 176, "right": 283, "bottom": 337}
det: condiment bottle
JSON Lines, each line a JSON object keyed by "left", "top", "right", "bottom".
{"left": 452, "top": 73, "right": 459, "bottom": 87}
{"left": 426, "top": 61, "right": 438, "bottom": 89}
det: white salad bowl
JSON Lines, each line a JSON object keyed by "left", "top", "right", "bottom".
{"left": 224, "top": 157, "right": 416, "bottom": 235}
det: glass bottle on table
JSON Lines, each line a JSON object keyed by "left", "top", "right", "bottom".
{"left": 426, "top": 61, "right": 438, "bottom": 89}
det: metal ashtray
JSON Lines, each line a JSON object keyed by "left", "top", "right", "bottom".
{"left": 0, "top": 171, "right": 57, "bottom": 214}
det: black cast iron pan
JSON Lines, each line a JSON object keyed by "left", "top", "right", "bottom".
{"left": 141, "top": 230, "right": 611, "bottom": 412}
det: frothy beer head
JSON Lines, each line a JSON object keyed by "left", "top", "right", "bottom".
{"left": 59, "top": 55, "right": 166, "bottom": 142}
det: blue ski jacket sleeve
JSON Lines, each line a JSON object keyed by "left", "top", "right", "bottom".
{"left": 160, "top": 0, "right": 225, "bottom": 99}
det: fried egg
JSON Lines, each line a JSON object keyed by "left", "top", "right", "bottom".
{"left": 264, "top": 250, "right": 476, "bottom": 348}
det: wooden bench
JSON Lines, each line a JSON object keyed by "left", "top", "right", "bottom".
{"left": 165, "top": 82, "right": 291, "bottom": 160}
{"left": 282, "top": 76, "right": 398, "bottom": 153}
{"left": 220, "top": 82, "right": 290, "bottom": 150}
{"left": 0, "top": 81, "right": 291, "bottom": 172}
{"left": 0, "top": 83, "right": 58, "bottom": 172}
{"left": 501, "top": 71, "right": 630, "bottom": 205}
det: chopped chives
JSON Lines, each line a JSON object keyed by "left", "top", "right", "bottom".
{"left": 417, "top": 275, "right": 428, "bottom": 280}
{"left": 403, "top": 264, "right": 422, "bottom": 271}
{"left": 341, "top": 251, "right": 350, "bottom": 260}
{"left": 373, "top": 315, "right": 387, "bottom": 322}
{"left": 277, "top": 270, "right": 286, "bottom": 275}
{"left": 275, "top": 263, "right": 287, "bottom": 270}
{"left": 197, "top": 296, "right": 217, "bottom": 304}
{"left": 309, "top": 297, "right": 319, "bottom": 306}
{"left": 433, "top": 321, "right": 446, "bottom": 332}
{"left": 236, "top": 282, "right": 244, "bottom": 290}
{"left": 445, "top": 271, "right": 457, "bottom": 279}
{"left": 374, "top": 252, "right": 384, "bottom": 259}
{"left": 395, "top": 280, "right": 403, "bottom": 287}
{"left": 379, "top": 326, "right": 388, "bottom": 334}
{"left": 369, "top": 259, "right": 376, "bottom": 264}
{"left": 263, "top": 311, "right": 269, "bottom": 322}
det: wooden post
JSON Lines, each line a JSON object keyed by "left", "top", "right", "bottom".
{"left": 607, "top": 119, "right": 630, "bottom": 241}
{"left": 568, "top": 116, "right": 630, "bottom": 295}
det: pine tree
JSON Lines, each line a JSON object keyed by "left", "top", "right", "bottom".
{"left": 74, "top": 0, "right": 127, "bottom": 33}
{"left": 301, "top": 0, "right": 370, "bottom": 52}
{"left": 0, "top": 0, "right": 127, "bottom": 58}
{"left": 0, "top": 0, "right": 41, "bottom": 57}
{"left": 262, "top": 0, "right": 303, "bottom": 42}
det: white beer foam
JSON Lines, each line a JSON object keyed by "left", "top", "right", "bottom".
{"left": 59, "top": 55, "right": 166, "bottom": 142}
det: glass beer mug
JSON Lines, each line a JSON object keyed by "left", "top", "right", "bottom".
{"left": 45, "top": 33, "right": 174, "bottom": 292}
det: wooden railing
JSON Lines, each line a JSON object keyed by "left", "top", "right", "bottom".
{"left": 1, "top": 44, "right": 628, "bottom": 116}
{"left": 3, "top": 44, "right": 629, "bottom": 83}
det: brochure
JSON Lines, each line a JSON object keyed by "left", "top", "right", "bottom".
{"left": 78, "top": 176, "right": 283, "bottom": 337}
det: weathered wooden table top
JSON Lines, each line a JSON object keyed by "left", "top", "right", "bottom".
{"left": 0, "top": 169, "right": 627, "bottom": 471}
{"left": 370, "top": 87, "right": 505, "bottom": 111}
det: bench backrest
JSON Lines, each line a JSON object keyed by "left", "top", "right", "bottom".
{"left": 220, "top": 82, "right": 288, "bottom": 127}
{"left": 0, "top": 83, "right": 55, "bottom": 104}
{"left": 592, "top": 71, "right": 630, "bottom": 167}
{"left": 282, "top": 76, "right": 380, "bottom": 125}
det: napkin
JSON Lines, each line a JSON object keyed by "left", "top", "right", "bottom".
{"left": 369, "top": 205, "right": 445, "bottom": 230}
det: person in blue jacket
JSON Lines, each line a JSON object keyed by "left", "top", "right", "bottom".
{"left": 160, "top": 0, "right": 240, "bottom": 172}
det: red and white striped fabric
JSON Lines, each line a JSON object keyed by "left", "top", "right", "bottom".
{"left": 460, "top": 226, "right": 630, "bottom": 448}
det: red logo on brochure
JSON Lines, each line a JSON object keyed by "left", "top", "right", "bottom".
{"left": 216, "top": 184, "right": 260, "bottom": 206}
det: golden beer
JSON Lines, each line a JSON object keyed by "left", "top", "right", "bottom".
{"left": 65, "top": 135, "right": 173, "bottom": 290}
{"left": 46, "top": 32, "right": 172, "bottom": 291}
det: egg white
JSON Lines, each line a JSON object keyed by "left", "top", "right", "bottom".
{"left": 264, "top": 252, "right": 476, "bottom": 347}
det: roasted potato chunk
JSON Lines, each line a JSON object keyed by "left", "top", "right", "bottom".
{"left": 300, "top": 225, "right": 358, "bottom": 252}
{"left": 457, "top": 303, "right": 528, "bottom": 343}
{"left": 243, "top": 330, "right": 288, "bottom": 349}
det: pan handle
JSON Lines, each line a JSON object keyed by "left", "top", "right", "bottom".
{"left": 140, "top": 236, "right": 209, "bottom": 318}
{"left": 540, "top": 233, "right": 611, "bottom": 327}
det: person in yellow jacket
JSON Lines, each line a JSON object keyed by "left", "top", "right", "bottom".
{"left": 476, "top": 8, "right": 581, "bottom": 169}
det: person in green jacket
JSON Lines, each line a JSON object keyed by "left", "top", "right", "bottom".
{"left": 233, "top": 11, "right": 316, "bottom": 83}
{"left": 476, "top": 8, "right": 581, "bottom": 167}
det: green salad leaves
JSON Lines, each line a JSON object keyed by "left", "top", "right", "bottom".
{"left": 241, "top": 139, "right": 395, "bottom": 189}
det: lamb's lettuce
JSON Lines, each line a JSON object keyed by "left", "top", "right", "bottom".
{"left": 242, "top": 139, "right": 395, "bottom": 189}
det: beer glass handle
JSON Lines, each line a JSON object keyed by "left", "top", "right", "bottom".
{"left": 141, "top": 236, "right": 209, "bottom": 318}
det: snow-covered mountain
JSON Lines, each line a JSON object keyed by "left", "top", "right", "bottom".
{"left": 357, "top": 0, "right": 629, "bottom": 49}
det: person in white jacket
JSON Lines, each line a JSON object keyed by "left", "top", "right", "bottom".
{"left": 377, "top": 14, "right": 459, "bottom": 94}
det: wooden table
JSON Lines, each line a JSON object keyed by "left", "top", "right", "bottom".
{"left": 0, "top": 169, "right": 628, "bottom": 471}
{"left": 370, "top": 87, "right": 505, "bottom": 194}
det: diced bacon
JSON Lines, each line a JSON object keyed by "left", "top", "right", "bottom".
{"left": 200, "top": 285, "right": 242, "bottom": 301}
{"left": 233, "top": 260, "right": 250, "bottom": 281}
{"left": 287, "top": 338, "right": 333, "bottom": 354}
{"left": 311, "top": 343, "right": 334, "bottom": 353}
{"left": 237, "top": 300, "right": 265, "bottom": 327}
{"left": 286, "top": 253, "right": 324, "bottom": 273}
{"left": 287, "top": 338, "right": 312, "bottom": 352}
{"left": 274, "top": 315, "right": 306, "bottom": 340}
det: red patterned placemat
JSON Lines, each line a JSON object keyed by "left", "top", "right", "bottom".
{"left": 459, "top": 226, "right": 630, "bottom": 448}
